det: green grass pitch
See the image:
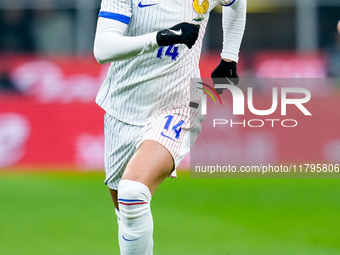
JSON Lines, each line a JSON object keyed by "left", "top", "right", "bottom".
{"left": 1, "top": 170, "right": 340, "bottom": 255}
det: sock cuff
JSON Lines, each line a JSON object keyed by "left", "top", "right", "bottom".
{"left": 118, "top": 180, "right": 152, "bottom": 202}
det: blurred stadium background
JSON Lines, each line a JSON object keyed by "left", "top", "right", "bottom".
{"left": 1, "top": 0, "right": 340, "bottom": 254}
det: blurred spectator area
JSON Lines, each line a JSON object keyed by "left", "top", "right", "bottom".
{"left": 0, "top": 0, "right": 339, "bottom": 89}
{"left": 0, "top": 0, "right": 339, "bottom": 55}
{"left": 0, "top": 0, "right": 100, "bottom": 54}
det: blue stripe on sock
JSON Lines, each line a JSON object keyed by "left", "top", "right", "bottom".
{"left": 118, "top": 199, "right": 144, "bottom": 202}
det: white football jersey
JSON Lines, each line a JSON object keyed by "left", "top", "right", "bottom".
{"left": 96, "top": 0, "right": 234, "bottom": 125}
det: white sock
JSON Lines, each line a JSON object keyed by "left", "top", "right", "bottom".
{"left": 117, "top": 180, "right": 153, "bottom": 255}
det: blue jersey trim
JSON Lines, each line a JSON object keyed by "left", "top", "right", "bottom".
{"left": 223, "top": 0, "right": 236, "bottom": 6}
{"left": 99, "top": 11, "right": 130, "bottom": 25}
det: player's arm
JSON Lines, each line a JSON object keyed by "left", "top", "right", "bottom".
{"left": 94, "top": 17, "right": 157, "bottom": 64}
{"left": 211, "top": 0, "right": 247, "bottom": 88}
{"left": 221, "top": 0, "right": 246, "bottom": 63}
{"left": 94, "top": 18, "right": 200, "bottom": 64}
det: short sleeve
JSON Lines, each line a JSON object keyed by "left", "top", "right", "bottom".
{"left": 99, "top": 0, "right": 132, "bottom": 25}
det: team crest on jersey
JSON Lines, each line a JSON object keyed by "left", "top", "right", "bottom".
{"left": 193, "top": 0, "right": 210, "bottom": 22}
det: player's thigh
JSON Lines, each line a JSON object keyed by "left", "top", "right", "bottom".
{"left": 121, "top": 140, "right": 174, "bottom": 195}
{"left": 122, "top": 109, "right": 203, "bottom": 195}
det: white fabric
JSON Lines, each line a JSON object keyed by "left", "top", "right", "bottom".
{"left": 100, "top": 0, "right": 132, "bottom": 19}
{"left": 95, "top": 0, "right": 243, "bottom": 126}
{"left": 218, "top": 0, "right": 237, "bottom": 6}
{"left": 104, "top": 113, "right": 142, "bottom": 190}
{"left": 221, "top": 0, "right": 247, "bottom": 62}
{"left": 118, "top": 180, "right": 153, "bottom": 255}
{"left": 94, "top": 18, "right": 159, "bottom": 64}
{"left": 104, "top": 105, "right": 203, "bottom": 189}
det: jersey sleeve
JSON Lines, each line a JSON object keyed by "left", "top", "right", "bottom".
{"left": 99, "top": 0, "right": 132, "bottom": 25}
{"left": 220, "top": 0, "right": 246, "bottom": 62}
{"left": 93, "top": 18, "right": 159, "bottom": 64}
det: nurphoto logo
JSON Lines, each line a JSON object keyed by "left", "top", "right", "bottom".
{"left": 197, "top": 81, "right": 312, "bottom": 128}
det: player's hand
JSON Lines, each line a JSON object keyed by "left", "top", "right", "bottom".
{"left": 211, "top": 59, "right": 239, "bottom": 94}
{"left": 156, "top": 22, "right": 200, "bottom": 49}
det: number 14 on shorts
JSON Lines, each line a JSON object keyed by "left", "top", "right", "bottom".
{"left": 160, "top": 115, "right": 185, "bottom": 141}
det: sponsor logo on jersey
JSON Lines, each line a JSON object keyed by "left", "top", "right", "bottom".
{"left": 138, "top": 1, "right": 158, "bottom": 8}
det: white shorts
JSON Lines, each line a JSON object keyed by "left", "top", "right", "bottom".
{"left": 104, "top": 107, "right": 203, "bottom": 190}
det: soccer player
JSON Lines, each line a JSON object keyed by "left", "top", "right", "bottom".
{"left": 93, "top": 0, "right": 246, "bottom": 254}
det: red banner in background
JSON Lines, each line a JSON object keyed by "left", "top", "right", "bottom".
{"left": 1, "top": 54, "right": 108, "bottom": 103}
{"left": 192, "top": 88, "right": 340, "bottom": 167}
{"left": 0, "top": 96, "right": 105, "bottom": 169}
{"left": 253, "top": 51, "right": 327, "bottom": 78}
{"left": 1, "top": 53, "right": 339, "bottom": 170}
{"left": 0, "top": 55, "right": 108, "bottom": 169}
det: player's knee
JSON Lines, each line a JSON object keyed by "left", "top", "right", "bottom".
{"left": 117, "top": 180, "right": 152, "bottom": 220}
